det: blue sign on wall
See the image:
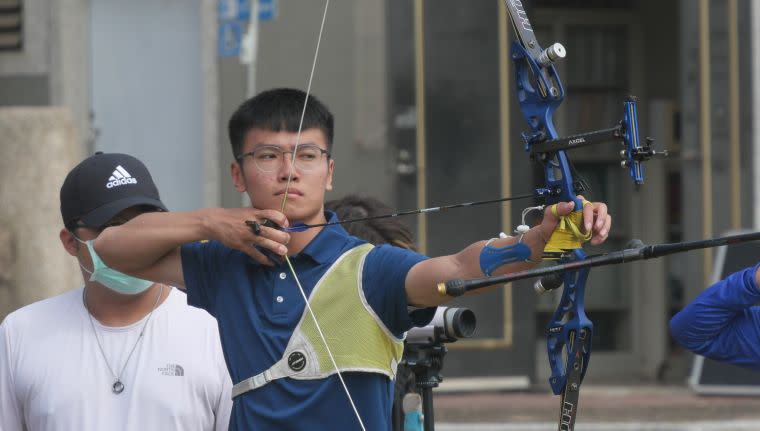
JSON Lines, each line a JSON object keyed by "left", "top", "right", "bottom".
{"left": 217, "top": 0, "right": 277, "bottom": 57}
{"left": 218, "top": 20, "right": 243, "bottom": 57}
{"left": 218, "top": 0, "right": 277, "bottom": 22}
{"left": 258, "top": 0, "right": 277, "bottom": 21}
{"left": 218, "top": 0, "right": 250, "bottom": 21}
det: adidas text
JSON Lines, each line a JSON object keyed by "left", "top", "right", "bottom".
{"left": 107, "top": 177, "right": 137, "bottom": 188}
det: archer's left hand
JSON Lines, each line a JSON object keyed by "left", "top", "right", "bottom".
{"left": 539, "top": 195, "right": 611, "bottom": 246}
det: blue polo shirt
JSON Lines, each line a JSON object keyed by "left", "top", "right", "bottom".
{"left": 180, "top": 211, "right": 433, "bottom": 431}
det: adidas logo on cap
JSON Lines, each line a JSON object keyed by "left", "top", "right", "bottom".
{"left": 106, "top": 165, "right": 138, "bottom": 189}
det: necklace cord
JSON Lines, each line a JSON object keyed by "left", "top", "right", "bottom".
{"left": 83, "top": 284, "right": 166, "bottom": 391}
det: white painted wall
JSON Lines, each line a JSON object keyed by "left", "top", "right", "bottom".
{"left": 91, "top": 0, "right": 210, "bottom": 211}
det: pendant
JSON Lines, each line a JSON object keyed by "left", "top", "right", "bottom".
{"left": 112, "top": 380, "right": 124, "bottom": 394}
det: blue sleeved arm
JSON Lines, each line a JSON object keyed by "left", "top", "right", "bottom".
{"left": 669, "top": 263, "right": 760, "bottom": 370}
{"left": 362, "top": 245, "right": 436, "bottom": 337}
{"left": 180, "top": 240, "right": 234, "bottom": 317}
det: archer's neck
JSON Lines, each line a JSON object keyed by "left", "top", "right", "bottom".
{"left": 286, "top": 209, "right": 329, "bottom": 255}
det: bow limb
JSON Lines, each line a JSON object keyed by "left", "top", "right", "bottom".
{"left": 504, "top": 2, "right": 591, "bottom": 430}
{"left": 277, "top": 2, "right": 368, "bottom": 430}
{"left": 502, "top": 11, "right": 653, "bottom": 420}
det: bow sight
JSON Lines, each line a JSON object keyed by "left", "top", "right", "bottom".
{"left": 528, "top": 97, "right": 669, "bottom": 188}
{"left": 507, "top": 4, "right": 666, "bottom": 199}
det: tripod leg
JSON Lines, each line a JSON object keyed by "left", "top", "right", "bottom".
{"left": 421, "top": 387, "right": 434, "bottom": 431}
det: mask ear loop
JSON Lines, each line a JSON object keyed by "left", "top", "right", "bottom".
{"left": 70, "top": 232, "right": 97, "bottom": 279}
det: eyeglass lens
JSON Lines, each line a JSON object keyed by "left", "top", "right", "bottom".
{"left": 250, "top": 145, "right": 327, "bottom": 172}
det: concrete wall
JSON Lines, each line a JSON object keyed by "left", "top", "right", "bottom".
{"left": 0, "top": 0, "right": 52, "bottom": 107}
{"left": 49, "top": 0, "right": 92, "bottom": 153}
{"left": 0, "top": 108, "right": 82, "bottom": 320}
{"left": 0, "top": 0, "right": 91, "bottom": 143}
{"left": 0, "top": 0, "right": 220, "bottom": 319}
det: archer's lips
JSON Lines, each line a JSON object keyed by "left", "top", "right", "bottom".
{"left": 276, "top": 189, "right": 303, "bottom": 196}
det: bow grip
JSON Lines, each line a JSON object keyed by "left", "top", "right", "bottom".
{"left": 543, "top": 201, "right": 591, "bottom": 257}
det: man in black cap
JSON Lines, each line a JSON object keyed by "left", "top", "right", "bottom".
{"left": 0, "top": 152, "right": 232, "bottom": 430}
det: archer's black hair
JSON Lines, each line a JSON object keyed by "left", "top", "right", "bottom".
{"left": 228, "top": 88, "right": 334, "bottom": 158}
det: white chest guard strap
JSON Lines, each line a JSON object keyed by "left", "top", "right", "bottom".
{"left": 231, "top": 331, "right": 319, "bottom": 398}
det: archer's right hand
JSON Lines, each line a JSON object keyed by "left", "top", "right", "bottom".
{"left": 202, "top": 208, "right": 290, "bottom": 266}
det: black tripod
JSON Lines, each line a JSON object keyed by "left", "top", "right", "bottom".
{"left": 393, "top": 342, "right": 448, "bottom": 431}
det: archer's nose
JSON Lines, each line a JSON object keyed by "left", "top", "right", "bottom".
{"left": 278, "top": 154, "right": 300, "bottom": 182}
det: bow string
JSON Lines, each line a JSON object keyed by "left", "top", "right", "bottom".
{"left": 277, "top": 2, "right": 369, "bottom": 430}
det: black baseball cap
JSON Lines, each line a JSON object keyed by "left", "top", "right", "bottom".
{"left": 60, "top": 152, "right": 167, "bottom": 229}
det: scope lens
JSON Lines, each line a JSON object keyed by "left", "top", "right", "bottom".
{"left": 448, "top": 308, "right": 476, "bottom": 338}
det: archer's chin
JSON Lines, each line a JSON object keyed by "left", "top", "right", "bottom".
{"left": 283, "top": 202, "right": 322, "bottom": 224}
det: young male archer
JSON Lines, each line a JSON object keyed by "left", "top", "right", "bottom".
{"left": 94, "top": 88, "right": 611, "bottom": 430}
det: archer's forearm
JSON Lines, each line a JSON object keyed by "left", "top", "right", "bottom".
{"left": 405, "top": 227, "right": 548, "bottom": 306}
{"left": 487, "top": 226, "right": 548, "bottom": 277}
{"left": 94, "top": 210, "right": 212, "bottom": 274}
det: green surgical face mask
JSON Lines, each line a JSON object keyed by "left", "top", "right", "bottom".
{"left": 74, "top": 236, "right": 153, "bottom": 295}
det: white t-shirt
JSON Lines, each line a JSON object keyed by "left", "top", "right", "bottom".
{"left": 0, "top": 287, "right": 232, "bottom": 431}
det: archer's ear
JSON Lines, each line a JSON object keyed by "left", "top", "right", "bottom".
{"left": 325, "top": 159, "right": 335, "bottom": 191}
{"left": 231, "top": 161, "right": 247, "bottom": 193}
{"left": 59, "top": 228, "right": 79, "bottom": 257}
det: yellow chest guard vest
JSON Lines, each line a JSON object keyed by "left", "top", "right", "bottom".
{"left": 231, "top": 243, "right": 405, "bottom": 398}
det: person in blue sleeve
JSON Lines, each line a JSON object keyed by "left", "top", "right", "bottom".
{"left": 670, "top": 264, "right": 760, "bottom": 370}
{"left": 92, "top": 87, "right": 612, "bottom": 431}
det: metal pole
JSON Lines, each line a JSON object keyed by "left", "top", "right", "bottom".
{"left": 245, "top": 0, "right": 260, "bottom": 98}
{"left": 240, "top": 0, "right": 260, "bottom": 208}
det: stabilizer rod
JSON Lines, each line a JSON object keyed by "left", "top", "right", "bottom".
{"left": 439, "top": 231, "right": 760, "bottom": 297}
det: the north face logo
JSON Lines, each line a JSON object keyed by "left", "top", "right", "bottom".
{"left": 158, "top": 363, "right": 184, "bottom": 376}
{"left": 106, "top": 165, "right": 137, "bottom": 189}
